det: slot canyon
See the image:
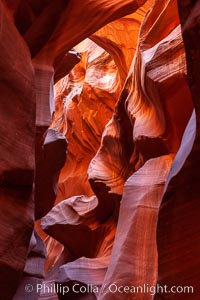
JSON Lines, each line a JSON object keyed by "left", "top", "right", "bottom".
{"left": 0, "top": 0, "right": 200, "bottom": 299}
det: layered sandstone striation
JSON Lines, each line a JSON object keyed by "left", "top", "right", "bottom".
{"left": 0, "top": 0, "right": 199, "bottom": 299}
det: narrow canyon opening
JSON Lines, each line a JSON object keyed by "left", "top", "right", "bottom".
{"left": 0, "top": 1, "right": 200, "bottom": 300}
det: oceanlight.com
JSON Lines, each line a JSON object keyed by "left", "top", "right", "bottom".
{"left": 25, "top": 282, "right": 194, "bottom": 296}
{"left": 106, "top": 283, "right": 194, "bottom": 295}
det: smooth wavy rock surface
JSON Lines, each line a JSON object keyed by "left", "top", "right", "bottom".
{"left": 99, "top": 154, "right": 174, "bottom": 300}
{"left": 0, "top": 2, "right": 35, "bottom": 299}
{"left": 0, "top": 0, "right": 199, "bottom": 299}
{"left": 154, "top": 0, "right": 200, "bottom": 298}
{"left": 88, "top": 0, "right": 193, "bottom": 203}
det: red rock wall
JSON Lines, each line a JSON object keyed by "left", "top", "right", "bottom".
{"left": 0, "top": 0, "right": 199, "bottom": 299}
{"left": 155, "top": 1, "right": 200, "bottom": 299}
{"left": 0, "top": 2, "right": 35, "bottom": 298}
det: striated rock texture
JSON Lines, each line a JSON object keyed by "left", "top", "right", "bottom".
{"left": 0, "top": 2, "right": 35, "bottom": 299}
{"left": 154, "top": 1, "right": 200, "bottom": 299}
{"left": 0, "top": 0, "right": 199, "bottom": 299}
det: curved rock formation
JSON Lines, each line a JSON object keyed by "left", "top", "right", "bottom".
{"left": 154, "top": 1, "right": 200, "bottom": 298}
{"left": 88, "top": 0, "right": 193, "bottom": 227}
{"left": 0, "top": 0, "right": 199, "bottom": 299}
{"left": 0, "top": 2, "right": 35, "bottom": 298}
{"left": 35, "top": 128, "right": 67, "bottom": 220}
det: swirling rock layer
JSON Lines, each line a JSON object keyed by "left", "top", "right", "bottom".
{"left": 0, "top": 0, "right": 199, "bottom": 299}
